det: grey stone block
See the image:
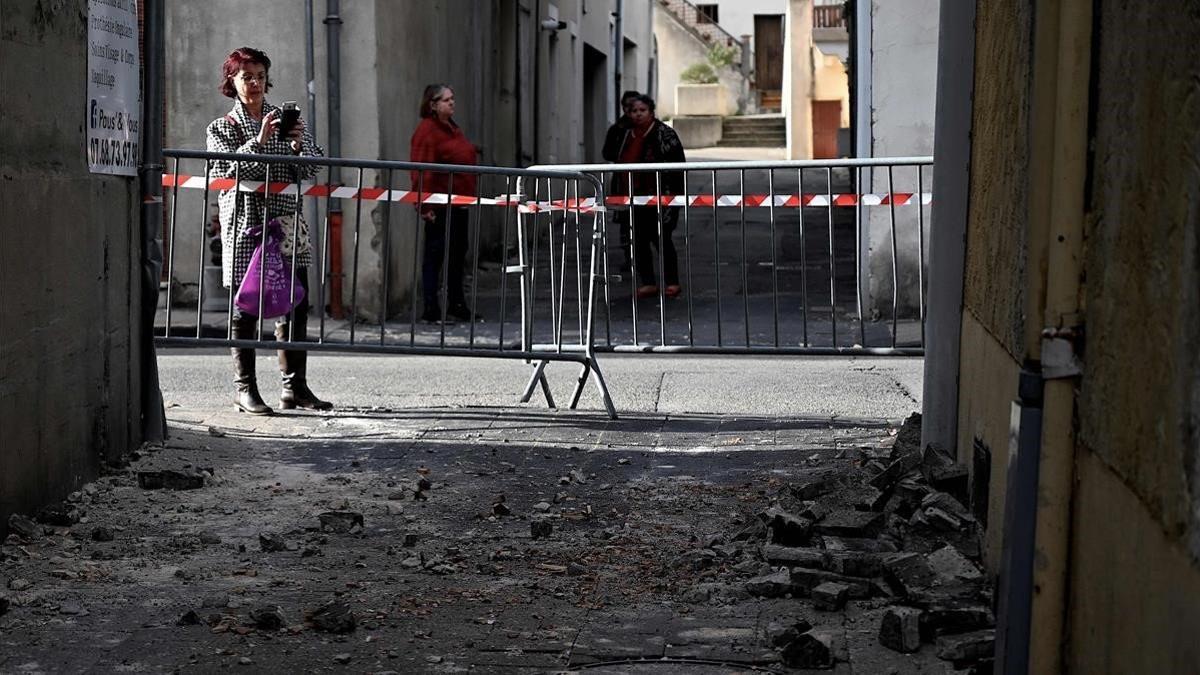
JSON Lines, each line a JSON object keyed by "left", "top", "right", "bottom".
{"left": 812, "top": 581, "right": 850, "bottom": 611}
{"left": 879, "top": 606, "right": 922, "bottom": 653}
{"left": 781, "top": 630, "right": 836, "bottom": 669}
{"left": 745, "top": 568, "right": 795, "bottom": 598}
{"left": 935, "top": 629, "right": 995, "bottom": 662}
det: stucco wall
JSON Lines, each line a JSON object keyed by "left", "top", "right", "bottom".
{"left": 704, "top": 0, "right": 786, "bottom": 48}
{"left": 863, "top": 0, "right": 938, "bottom": 315}
{"left": 373, "top": 1, "right": 495, "bottom": 317}
{"left": 954, "top": 314, "right": 1019, "bottom": 569}
{"left": 1076, "top": 0, "right": 1200, "bottom": 561}
{"left": 166, "top": 1, "right": 399, "bottom": 320}
{"left": 163, "top": 0, "right": 646, "bottom": 320}
{"left": 782, "top": 0, "right": 812, "bottom": 160}
{"left": 868, "top": 0, "right": 937, "bottom": 158}
{"left": 953, "top": 0, "right": 1200, "bottom": 663}
{"left": 1067, "top": 452, "right": 1200, "bottom": 673}
{"left": 812, "top": 47, "right": 848, "bottom": 127}
{"left": 959, "top": 0, "right": 1030, "bottom": 361}
{"left": 1, "top": 0, "right": 142, "bottom": 529}
{"left": 653, "top": 3, "right": 749, "bottom": 119}
{"left": 953, "top": 0, "right": 1033, "bottom": 571}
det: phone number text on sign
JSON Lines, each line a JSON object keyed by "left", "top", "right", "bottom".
{"left": 87, "top": 0, "right": 140, "bottom": 176}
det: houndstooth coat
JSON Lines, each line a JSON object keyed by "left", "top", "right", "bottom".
{"left": 206, "top": 100, "right": 324, "bottom": 288}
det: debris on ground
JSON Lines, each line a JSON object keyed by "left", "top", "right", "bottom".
{"left": 723, "top": 413, "right": 996, "bottom": 670}
{"left": 136, "top": 469, "right": 207, "bottom": 490}
{"left": 317, "top": 510, "right": 364, "bottom": 534}
{"left": 305, "top": 601, "right": 356, "bottom": 633}
{"left": 0, "top": 407, "right": 989, "bottom": 672}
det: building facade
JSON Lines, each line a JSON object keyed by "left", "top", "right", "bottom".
{"left": 2, "top": 0, "right": 149, "bottom": 532}
{"left": 926, "top": 1, "right": 1200, "bottom": 671}
{"left": 164, "top": 0, "right": 654, "bottom": 321}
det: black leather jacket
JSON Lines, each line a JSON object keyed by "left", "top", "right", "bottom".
{"left": 608, "top": 120, "right": 687, "bottom": 196}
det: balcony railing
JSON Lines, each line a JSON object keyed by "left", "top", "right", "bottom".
{"left": 814, "top": 4, "right": 847, "bottom": 29}
{"left": 658, "top": 0, "right": 746, "bottom": 68}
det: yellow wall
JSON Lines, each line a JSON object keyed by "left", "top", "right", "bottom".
{"left": 1075, "top": 0, "right": 1200, "bottom": 544}
{"left": 812, "top": 46, "right": 849, "bottom": 127}
{"left": 955, "top": 312, "right": 1021, "bottom": 569}
{"left": 955, "top": 0, "right": 1033, "bottom": 570}
{"left": 956, "top": 0, "right": 1200, "bottom": 670}
{"left": 1067, "top": 450, "right": 1200, "bottom": 673}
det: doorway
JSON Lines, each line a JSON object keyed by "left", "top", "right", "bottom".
{"left": 583, "top": 44, "right": 607, "bottom": 162}
{"left": 754, "top": 14, "right": 784, "bottom": 110}
{"left": 812, "top": 100, "right": 843, "bottom": 158}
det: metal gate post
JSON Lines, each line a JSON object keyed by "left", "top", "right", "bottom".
{"left": 514, "top": 175, "right": 555, "bottom": 408}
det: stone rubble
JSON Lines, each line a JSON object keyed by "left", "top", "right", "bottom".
{"left": 708, "top": 413, "right": 997, "bottom": 670}
{"left": 0, "top": 407, "right": 993, "bottom": 672}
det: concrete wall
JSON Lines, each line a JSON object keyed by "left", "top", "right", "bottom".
{"left": 812, "top": 46, "right": 849, "bottom": 127}
{"left": 868, "top": 0, "right": 938, "bottom": 158}
{"left": 1076, "top": 0, "right": 1200, "bottom": 556}
{"left": 952, "top": 0, "right": 1200, "bottom": 668}
{"left": 1063, "top": 8, "right": 1200, "bottom": 667}
{"left": 1, "top": 0, "right": 142, "bottom": 530}
{"left": 1066, "top": 452, "right": 1200, "bottom": 672}
{"left": 782, "top": 0, "right": 812, "bottom": 159}
{"left": 780, "top": 3, "right": 848, "bottom": 159}
{"left": 703, "top": 0, "right": 787, "bottom": 49}
{"left": 862, "top": 0, "right": 938, "bottom": 315}
{"left": 954, "top": 0, "right": 1033, "bottom": 569}
{"left": 653, "top": 3, "right": 749, "bottom": 119}
{"left": 163, "top": 0, "right": 649, "bottom": 320}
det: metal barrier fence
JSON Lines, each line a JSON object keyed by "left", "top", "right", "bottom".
{"left": 156, "top": 149, "right": 617, "bottom": 418}
{"left": 529, "top": 157, "right": 933, "bottom": 356}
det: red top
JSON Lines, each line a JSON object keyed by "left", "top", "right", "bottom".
{"left": 409, "top": 116, "right": 477, "bottom": 199}
{"left": 614, "top": 121, "right": 653, "bottom": 195}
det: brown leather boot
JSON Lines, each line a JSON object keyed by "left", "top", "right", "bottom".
{"left": 232, "top": 316, "right": 273, "bottom": 415}
{"left": 277, "top": 316, "right": 332, "bottom": 411}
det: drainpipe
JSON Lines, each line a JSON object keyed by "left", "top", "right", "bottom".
{"left": 1025, "top": 0, "right": 1091, "bottom": 670}
{"left": 138, "top": 0, "right": 167, "bottom": 442}
{"left": 612, "top": 0, "right": 623, "bottom": 117}
{"left": 852, "top": 0, "right": 871, "bottom": 158}
{"left": 304, "top": 0, "right": 320, "bottom": 296}
{"left": 532, "top": 0, "right": 541, "bottom": 163}
{"left": 514, "top": 0, "right": 523, "bottom": 166}
{"left": 324, "top": 0, "right": 345, "bottom": 318}
{"left": 995, "top": 0, "right": 1091, "bottom": 672}
{"left": 305, "top": 0, "right": 318, "bottom": 142}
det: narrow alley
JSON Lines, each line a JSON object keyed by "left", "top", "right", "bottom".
{"left": 0, "top": 355, "right": 991, "bottom": 673}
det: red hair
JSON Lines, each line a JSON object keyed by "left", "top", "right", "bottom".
{"left": 219, "top": 47, "right": 272, "bottom": 98}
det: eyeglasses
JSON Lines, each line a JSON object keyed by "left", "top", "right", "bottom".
{"left": 238, "top": 73, "right": 267, "bottom": 84}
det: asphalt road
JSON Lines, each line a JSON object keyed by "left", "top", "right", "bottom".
{"left": 157, "top": 349, "right": 922, "bottom": 422}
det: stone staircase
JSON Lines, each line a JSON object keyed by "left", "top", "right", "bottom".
{"left": 720, "top": 115, "right": 786, "bottom": 147}
{"left": 657, "top": 0, "right": 747, "bottom": 69}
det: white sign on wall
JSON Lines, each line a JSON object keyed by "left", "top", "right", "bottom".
{"left": 87, "top": 0, "right": 141, "bottom": 176}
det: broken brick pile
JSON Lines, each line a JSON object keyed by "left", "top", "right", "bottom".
{"left": 736, "top": 414, "right": 996, "bottom": 672}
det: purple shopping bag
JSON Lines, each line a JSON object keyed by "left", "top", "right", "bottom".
{"left": 235, "top": 219, "right": 305, "bottom": 318}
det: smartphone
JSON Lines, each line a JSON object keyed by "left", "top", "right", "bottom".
{"left": 278, "top": 101, "right": 300, "bottom": 141}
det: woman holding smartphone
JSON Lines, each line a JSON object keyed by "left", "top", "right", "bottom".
{"left": 206, "top": 46, "right": 331, "bottom": 415}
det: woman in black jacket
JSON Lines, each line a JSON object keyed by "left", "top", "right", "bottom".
{"left": 601, "top": 90, "right": 642, "bottom": 162}
{"left": 609, "top": 94, "right": 687, "bottom": 299}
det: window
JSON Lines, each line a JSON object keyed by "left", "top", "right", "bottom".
{"left": 696, "top": 4, "right": 718, "bottom": 24}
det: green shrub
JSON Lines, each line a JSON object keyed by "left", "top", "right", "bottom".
{"left": 680, "top": 62, "right": 718, "bottom": 84}
{"left": 707, "top": 44, "right": 737, "bottom": 70}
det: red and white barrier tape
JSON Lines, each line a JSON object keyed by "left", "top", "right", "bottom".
{"left": 162, "top": 174, "right": 932, "bottom": 211}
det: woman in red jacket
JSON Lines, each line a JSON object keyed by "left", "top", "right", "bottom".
{"left": 410, "top": 84, "right": 479, "bottom": 323}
